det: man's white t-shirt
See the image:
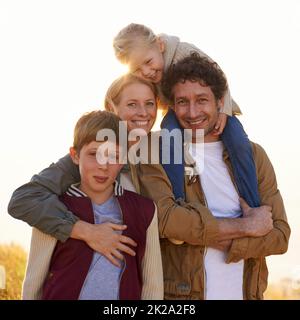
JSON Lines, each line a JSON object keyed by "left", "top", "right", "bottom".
{"left": 189, "top": 141, "right": 244, "bottom": 300}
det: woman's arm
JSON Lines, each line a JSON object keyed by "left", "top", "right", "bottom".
{"left": 8, "top": 154, "right": 138, "bottom": 262}
{"left": 8, "top": 154, "right": 80, "bottom": 242}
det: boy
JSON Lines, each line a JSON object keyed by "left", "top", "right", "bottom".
{"left": 23, "top": 110, "right": 163, "bottom": 300}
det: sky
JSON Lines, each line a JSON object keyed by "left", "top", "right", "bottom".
{"left": 0, "top": 0, "right": 300, "bottom": 284}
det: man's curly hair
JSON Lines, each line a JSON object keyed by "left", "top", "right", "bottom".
{"left": 161, "top": 52, "right": 228, "bottom": 102}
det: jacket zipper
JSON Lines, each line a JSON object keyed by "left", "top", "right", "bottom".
{"left": 116, "top": 198, "right": 126, "bottom": 300}
{"left": 203, "top": 246, "right": 207, "bottom": 300}
{"left": 118, "top": 258, "right": 126, "bottom": 300}
{"left": 196, "top": 175, "right": 208, "bottom": 300}
{"left": 202, "top": 187, "right": 208, "bottom": 300}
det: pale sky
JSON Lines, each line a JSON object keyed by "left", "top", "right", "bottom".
{"left": 1, "top": 0, "right": 300, "bottom": 283}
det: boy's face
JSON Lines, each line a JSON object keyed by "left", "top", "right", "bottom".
{"left": 172, "top": 80, "right": 222, "bottom": 143}
{"left": 70, "top": 141, "right": 123, "bottom": 199}
{"left": 128, "top": 39, "right": 165, "bottom": 84}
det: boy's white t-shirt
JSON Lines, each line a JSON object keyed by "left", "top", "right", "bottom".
{"left": 189, "top": 141, "right": 244, "bottom": 300}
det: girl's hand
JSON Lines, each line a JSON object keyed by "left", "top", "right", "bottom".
{"left": 213, "top": 113, "right": 228, "bottom": 135}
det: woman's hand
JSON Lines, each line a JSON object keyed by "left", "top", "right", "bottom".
{"left": 71, "top": 220, "right": 137, "bottom": 267}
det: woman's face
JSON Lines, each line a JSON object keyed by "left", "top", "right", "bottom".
{"left": 113, "top": 82, "right": 157, "bottom": 135}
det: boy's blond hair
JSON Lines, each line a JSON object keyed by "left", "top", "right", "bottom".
{"left": 73, "top": 111, "right": 121, "bottom": 153}
{"left": 104, "top": 73, "right": 157, "bottom": 111}
{"left": 113, "top": 23, "right": 157, "bottom": 64}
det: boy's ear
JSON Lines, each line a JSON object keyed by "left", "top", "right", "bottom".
{"left": 69, "top": 147, "right": 79, "bottom": 165}
{"left": 156, "top": 37, "right": 165, "bottom": 53}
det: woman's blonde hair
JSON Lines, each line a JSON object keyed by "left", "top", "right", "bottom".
{"left": 113, "top": 23, "right": 157, "bottom": 64}
{"left": 104, "top": 73, "right": 157, "bottom": 111}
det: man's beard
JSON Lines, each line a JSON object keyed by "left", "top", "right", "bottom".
{"left": 204, "top": 122, "right": 216, "bottom": 137}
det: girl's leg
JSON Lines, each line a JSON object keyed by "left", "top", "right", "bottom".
{"left": 221, "top": 116, "right": 260, "bottom": 208}
{"left": 160, "top": 108, "right": 185, "bottom": 201}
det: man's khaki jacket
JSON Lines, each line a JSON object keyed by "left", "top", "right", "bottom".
{"left": 136, "top": 142, "right": 290, "bottom": 300}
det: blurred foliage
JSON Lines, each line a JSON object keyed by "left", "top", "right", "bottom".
{"left": 0, "top": 241, "right": 299, "bottom": 300}
{"left": 0, "top": 243, "right": 27, "bottom": 300}
{"left": 265, "top": 278, "right": 300, "bottom": 300}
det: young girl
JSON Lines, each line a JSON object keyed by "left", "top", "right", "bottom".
{"left": 113, "top": 23, "right": 260, "bottom": 208}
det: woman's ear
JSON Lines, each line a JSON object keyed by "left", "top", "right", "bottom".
{"left": 106, "top": 102, "right": 118, "bottom": 115}
{"left": 106, "top": 103, "right": 113, "bottom": 112}
{"left": 69, "top": 147, "right": 79, "bottom": 165}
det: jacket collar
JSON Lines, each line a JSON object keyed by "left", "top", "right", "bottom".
{"left": 66, "top": 181, "right": 124, "bottom": 198}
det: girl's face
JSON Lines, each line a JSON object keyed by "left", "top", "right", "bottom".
{"left": 112, "top": 82, "right": 157, "bottom": 135}
{"left": 128, "top": 40, "right": 165, "bottom": 84}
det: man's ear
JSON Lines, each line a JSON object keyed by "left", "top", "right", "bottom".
{"left": 217, "top": 96, "right": 225, "bottom": 112}
{"left": 69, "top": 147, "right": 79, "bottom": 165}
{"left": 156, "top": 37, "right": 165, "bottom": 53}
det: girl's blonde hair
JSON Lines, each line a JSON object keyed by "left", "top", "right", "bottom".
{"left": 113, "top": 23, "right": 157, "bottom": 64}
{"left": 104, "top": 74, "right": 157, "bottom": 111}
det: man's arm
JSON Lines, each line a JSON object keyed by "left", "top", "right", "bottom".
{"left": 137, "top": 163, "right": 219, "bottom": 245}
{"left": 137, "top": 163, "right": 272, "bottom": 246}
{"left": 226, "top": 143, "right": 290, "bottom": 263}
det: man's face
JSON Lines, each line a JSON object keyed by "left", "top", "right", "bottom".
{"left": 172, "top": 80, "right": 221, "bottom": 143}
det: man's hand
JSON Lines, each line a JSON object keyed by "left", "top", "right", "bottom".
{"left": 210, "top": 239, "right": 233, "bottom": 251}
{"left": 239, "top": 198, "right": 273, "bottom": 237}
{"left": 213, "top": 113, "right": 228, "bottom": 135}
{"left": 71, "top": 220, "right": 137, "bottom": 267}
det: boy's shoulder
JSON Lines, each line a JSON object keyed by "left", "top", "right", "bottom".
{"left": 122, "top": 189, "right": 155, "bottom": 206}
{"left": 120, "top": 189, "right": 155, "bottom": 226}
